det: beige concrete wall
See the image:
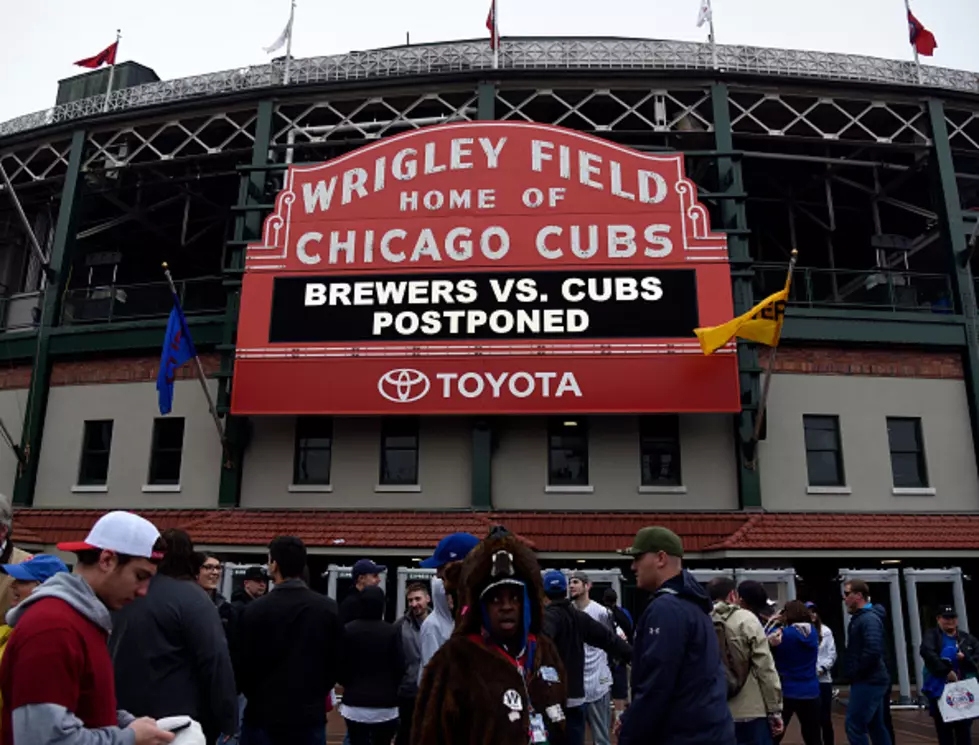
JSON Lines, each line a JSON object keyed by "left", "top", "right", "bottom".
{"left": 759, "top": 374, "right": 979, "bottom": 512}
{"left": 34, "top": 380, "right": 223, "bottom": 508}
{"left": 239, "top": 416, "right": 471, "bottom": 509}
{"left": 491, "top": 415, "right": 738, "bottom": 510}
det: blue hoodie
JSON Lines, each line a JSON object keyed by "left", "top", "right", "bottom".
{"left": 619, "top": 569, "right": 735, "bottom": 745}
{"left": 772, "top": 623, "right": 820, "bottom": 699}
{"left": 845, "top": 604, "right": 891, "bottom": 686}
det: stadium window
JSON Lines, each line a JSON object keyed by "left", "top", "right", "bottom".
{"left": 293, "top": 417, "right": 333, "bottom": 486}
{"left": 548, "top": 418, "right": 589, "bottom": 486}
{"left": 148, "top": 418, "right": 185, "bottom": 486}
{"left": 380, "top": 417, "right": 419, "bottom": 485}
{"left": 803, "top": 415, "right": 845, "bottom": 487}
{"left": 640, "top": 415, "right": 682, "bottom": 486}
{"left": 78, "top": 420, "right": 114, "bottom": 486}
{"left": 887, "top": 417, "right": 928, "bottom": 489}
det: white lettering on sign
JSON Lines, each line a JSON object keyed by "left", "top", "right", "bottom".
{"left": 296, "top": 135, "right": 681, "bottom": 216}
{"left": 432, "top": 371, "right": 583, "bottom": 401}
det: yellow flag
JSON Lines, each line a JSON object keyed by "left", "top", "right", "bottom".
{"left": 694, "top": 283, "right": 792, "bottom": 355}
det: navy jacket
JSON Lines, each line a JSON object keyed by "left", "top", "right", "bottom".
{"left": 845, "top": 604, "right": 891, "bottom": 685}
{"left": 619, "top": 570, "right": 735, "bottom": 745}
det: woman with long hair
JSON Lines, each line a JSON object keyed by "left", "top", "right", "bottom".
{"left": 769, "top": 600, "right": 822, "bottom": 745}
{"left": 806, "top": 603, "right": 837, "bottom": 745}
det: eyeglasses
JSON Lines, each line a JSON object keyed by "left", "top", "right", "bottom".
{"left": 201, "top": 564, "right": 222, "bottom": 573}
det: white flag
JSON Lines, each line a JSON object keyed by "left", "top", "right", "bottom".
{"left": 697, "top": 0, "right": 712, "bottom": 28}
{"left": 264, "top": 11, "right": 294, "bottom": 54}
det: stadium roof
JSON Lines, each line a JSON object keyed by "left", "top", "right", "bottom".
{"left": 2, "top": 36, "right": 978, "bottom": 141}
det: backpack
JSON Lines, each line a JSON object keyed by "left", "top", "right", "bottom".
{"left": 713, "top": 613, "right": 752, "bottom": 699}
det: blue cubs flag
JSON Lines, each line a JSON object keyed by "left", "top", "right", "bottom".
{"left": 157, "top": 295, "right": 197, "bottom": 415}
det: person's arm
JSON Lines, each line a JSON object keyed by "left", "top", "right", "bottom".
{"left": 920, "top": 629, "right": 951, "bottom": 678}
{"left": 820, "top": 628, "right": 838, "bottom": 675}
{"left": 418, "top": 620, "right": 441, "bottom": 684}
{"left": 9, "top": 628, "right": 136, "bottom": 745}
{"left": 411, "top": 646, "right": 457, "bottom": 745}
{"left": 184, "top": 591, "right": 239, "bottom": 737}
{"left": 578, "top": 610, "right": 633, "bottom": 663}
{"left": 618, "top": 600, "right": 687, "bottom": 745}
{"left": 856, "top": 615, "right": 885, "bottom": 678}
{"left": 744, "top": 614, "right": 782, "bottom": 715}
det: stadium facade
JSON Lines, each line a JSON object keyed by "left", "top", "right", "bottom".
{"left": 1, "top": 37, "right": 979, "bottom": 699}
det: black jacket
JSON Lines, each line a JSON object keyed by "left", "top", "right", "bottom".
{"left": 543, "top": 599, "right": 632, "bottom": 702}
{"left": 339, "top": 586, "right": 405, "bottom": 709}
{"left": 110, "top": 575, "right": 238, "bottom": 741}
{"left": 844, "top": 604, "right": 891, "bottom": 685}
{"left": 619, "top": 570, "right": 734, "bottom": 745}
{"left": 921, "top": 627, "right": 979, "bottom": 679}
{"left": 340, "top": 587, "right": 364, "bottom": 624}
{"left": 234, "top": 578, "right": 343, "bottom": 728}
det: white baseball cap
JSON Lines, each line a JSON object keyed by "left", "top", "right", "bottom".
{"left": 57, "top": 511, "right": 164, "bottom": 560}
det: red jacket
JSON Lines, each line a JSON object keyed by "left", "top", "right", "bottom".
{"left": 1, "top": 587, "right": 120, "bottom": 744}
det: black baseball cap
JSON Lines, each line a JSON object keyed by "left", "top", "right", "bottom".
{"left": 352, "top": 558, "right": 387, "bottom": 579}
{"left": 939, "top": 605, "right": 958, "bottom": 619}
{"left": 244, "top": 566, "right": 269, "bottom": 582}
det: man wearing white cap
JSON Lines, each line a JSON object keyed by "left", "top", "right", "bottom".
{"left": 0, "top": 510, "right": 176, "bottom": 745}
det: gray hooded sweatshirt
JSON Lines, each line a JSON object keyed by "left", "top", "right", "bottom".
{"left": 5, "top": 572, "right": 137, "bottom": 745}
{"left": 417, "top": 577, "right": 454, "bottom": 685}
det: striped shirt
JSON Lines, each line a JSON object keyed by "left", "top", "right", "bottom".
{"left": 580, "top": 600, "right": 614, "bottom": 702}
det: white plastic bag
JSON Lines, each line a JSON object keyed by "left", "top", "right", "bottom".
{"left": 939, "top": 678, "right": 979, "bottom": 723}
{"left": 156, "top": 716, "right": 207, "bottom": 745}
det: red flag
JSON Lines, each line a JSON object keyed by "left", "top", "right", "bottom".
{"left": 486, "top": 0, "right": 499, "bottom": 51}
{"left": 74, "top": 41, "right": 118, "bottom": 69}
{"left": 907, "top": 11, "right": 937, "bottom": 57}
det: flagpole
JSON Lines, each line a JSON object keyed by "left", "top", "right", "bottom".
{"left": 708, "top": 8, "right": 717, "bottom": 70}
{"left": 493, "top": 0, "right": 500, "bottom": 70}
{"left": 102, "top": 29, "right": 121, "bottom": 113}
{"left": 749, "top": 249, "right": 798, "bottom": 463}
{"left": 283, "top": 0, "right": 296, "bottom": 85}
{"left": 161, "top": 262, "right": 226, "bottom": 446}
{"left": 904, "top": 0, "right": 923, "bottom": 84}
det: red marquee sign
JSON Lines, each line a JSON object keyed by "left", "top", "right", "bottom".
{"left": 232, "top": 122, "right": 739, "bottom": 415}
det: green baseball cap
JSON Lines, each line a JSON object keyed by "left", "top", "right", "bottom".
{"left": 618, "top": 526, "right": 684, "bottom": 558}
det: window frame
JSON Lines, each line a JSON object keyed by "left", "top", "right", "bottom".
{"left": 802, "top": 414, "right": 846, "bottom": 488}
{"left": 886, "top": 416, "right": 929, "bottom": 489}
{"left": 547, "top": 417, "right": 590, "bottom": 487}
{"left": 78, "top": 419, "right": 114, "bottom": 487}
{"left": 292, "top": 416, "right": 334, "bottom": 486}
{"left": 147, "top": 417, "right": 186, "bottom": 486}
{"left": 639, "top": 415, "right": 682, "bottom": 487}
{"left": 379, "top": 417, "right": 419, "bottom": 486}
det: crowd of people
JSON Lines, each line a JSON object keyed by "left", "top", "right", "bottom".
{"left": 0, "top": 500, "right": 973, "bottom": 745}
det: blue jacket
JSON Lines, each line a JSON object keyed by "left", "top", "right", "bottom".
{"left": 619, "top": 570, "right": 735, "bottom": 745}
{"left": 772, "top": 624, "right": 820, "bottom": 699}
{"left": 845, "top": 604, "right": 890, "bottom": 685}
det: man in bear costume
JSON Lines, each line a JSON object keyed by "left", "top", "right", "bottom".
{"left": 413, "top": 528, "right": 567, "bottom": 745}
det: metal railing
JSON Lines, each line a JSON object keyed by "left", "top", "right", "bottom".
{"left": 0, "top": 292, "right": 42, "bottom": 332}
{"left": 1, "top": 37, "right": 977, "bottom": 140}
{"left": 60, "top": 276, "right": 225, "bottom": 326}
{"left": 754, "top": 264, "right": 956, "bottom": 314}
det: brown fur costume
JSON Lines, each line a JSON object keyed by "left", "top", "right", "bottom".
{"left": 412, "top": 532, "right": 567, "bottom": 745}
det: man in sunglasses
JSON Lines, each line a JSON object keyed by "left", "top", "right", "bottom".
{"left": 842, "top": 580, "right": 892, "bottom": 745}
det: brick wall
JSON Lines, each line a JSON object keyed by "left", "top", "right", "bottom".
{"left": 50, "top": 353, "right": 221, "bottom": 386}
{"left": 765, "top": 347, "right": 964, "bottom": 379}
{"left": 0, "top": 366, "right": 33, "bottom": 390}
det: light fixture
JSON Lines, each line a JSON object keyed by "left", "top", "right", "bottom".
{"left": 576, "top": 559, "right": 586, "bottom": 564}
{"left": 881, "top": 559, "right": 902, "bottom": 565}
{"left": 411, "top": 558, "right": 423, "bottom": 562}
{"left": 564, "top": 420, "right": 579, "bottom": 427}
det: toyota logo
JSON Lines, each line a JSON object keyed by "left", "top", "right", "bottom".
{"left": 378, "top": 368, "right": 431, "bottom": 403}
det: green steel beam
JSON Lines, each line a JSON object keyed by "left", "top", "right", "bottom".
{"left": 48, "top": 316, "right": 226, "bottom": 356}
{"left": 13, "top": 129, "right": 86, "bottom": 506}
{"left": 711, "top": 83, "right": 762, "bottom": 509}
{"left": 218, "top": 100, "right": 274, "bottom": 508}
{"left": 783, "top": 309, "right": 968, "bottom": 346}
{"left": 926, "top": 98, "right": 979, "bottom": 481}
{"left": 477, "top": 81, "right": 496, "bottom": 120}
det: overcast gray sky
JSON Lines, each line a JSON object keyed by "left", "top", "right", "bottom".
{"left": 1, "top": 0, "right": 977, "bottom": 124}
